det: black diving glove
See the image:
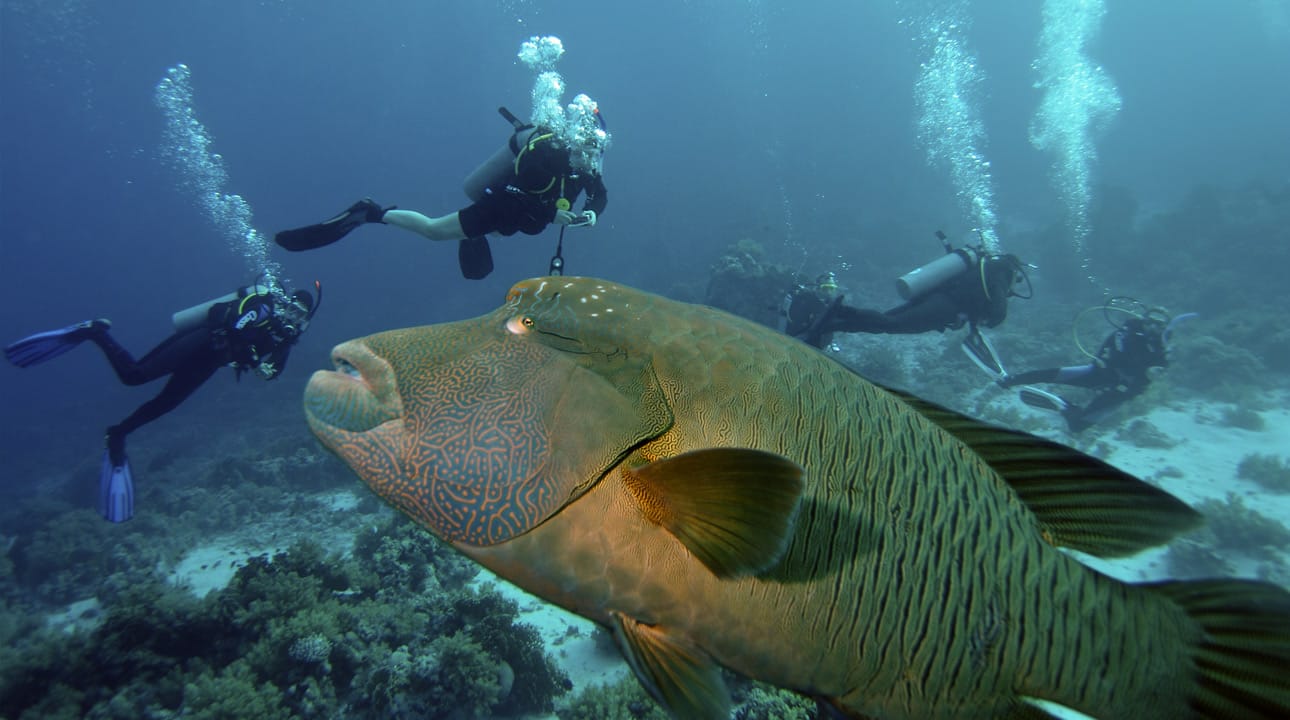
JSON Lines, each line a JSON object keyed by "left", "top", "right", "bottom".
{"left": 338, "top": 198, "right": 394, "bottom": 225}
{"left": 354, "top": 198, "right": 395, "bottom": 224}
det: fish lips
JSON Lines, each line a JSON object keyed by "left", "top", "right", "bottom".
{"left": 304, "top": 339, "right": 404, "bottom": 439}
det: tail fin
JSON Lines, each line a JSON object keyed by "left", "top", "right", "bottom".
{"left": 1150, "top": 579, "right": 1290, "bottom": 718}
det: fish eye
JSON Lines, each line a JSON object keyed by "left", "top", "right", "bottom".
{"left": 335, "top": 357, "right": 360, "bottom": 378}
{"left": 506, "top": 316, "right": 535, "bottom": 335}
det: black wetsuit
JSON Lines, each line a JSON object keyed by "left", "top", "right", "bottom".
{"left": 1002, "top": 317, "right": 1168, "bottom": 432}
{"left": 91, "top": 290, "right": 299, "bottom": 464}
{"left": 457, "top": 127, "right": 608, "bottom": 238}
{"left": 784, "top": 253, "right": 1019, "bottom": 348}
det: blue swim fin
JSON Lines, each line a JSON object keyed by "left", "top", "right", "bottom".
{"left": 99, "top": 450, "right": 135, "bottom": 523}
{"left": 4, "top": 319, "right": 110, "bottom": 368}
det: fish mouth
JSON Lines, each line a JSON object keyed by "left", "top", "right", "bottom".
{"left": 304, "top": 340, "right": 404, "bottom": 439}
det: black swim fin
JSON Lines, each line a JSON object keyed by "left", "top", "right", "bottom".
{"left": 274, "top": 198, "right": 384, "bottom": 251}
{"left": 99, "top": 450, "right": 135, "bottom": 523}
{"left": 4, "top": 319, "right": 110, "bottom": 368}
{"left": 458, "top": 235, "right": 494, "bottom": 279}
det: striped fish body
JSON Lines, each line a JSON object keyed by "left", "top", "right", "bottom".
{"left": 304, "top": 277, "right": 1289, "bottom": 719}
{"left": 459, "top": 302, "right": 1193, "bottom": 719}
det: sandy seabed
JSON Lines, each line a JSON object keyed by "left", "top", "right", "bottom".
{"left": 153, "top": 395, "right": 1290, "bottom": 719}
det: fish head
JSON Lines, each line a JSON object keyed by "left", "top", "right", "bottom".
{"left": 304, "top": 277, "right": 673, "bottom": 546}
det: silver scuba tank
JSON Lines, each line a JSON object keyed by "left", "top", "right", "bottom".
{"left": 895, "top": 248, "right": 975, "bottom": 301}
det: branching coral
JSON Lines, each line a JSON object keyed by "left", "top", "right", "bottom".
{"left": 0, "top": 526, "right": 570, "bottom": 719}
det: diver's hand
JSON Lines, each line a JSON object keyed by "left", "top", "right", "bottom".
{"left": 256, "top": 362, "right": 278, "bottom": 380}
{"left": 554, "top": 209, "right": 580, "bottom": 225}
{"left": 571, "top": 210, "right": 597, "bottom": 228}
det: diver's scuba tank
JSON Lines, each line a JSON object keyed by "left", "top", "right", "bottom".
{"left": 895, "top": 231, "right": 979, "bottom": 301}
{"left": 171, "top": 285, "right": 262, "bottom": 332}
{"left": 462, "top": 106, "right": 540, "bottom": 202}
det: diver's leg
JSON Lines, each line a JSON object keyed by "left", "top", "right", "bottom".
{"left": 1002, "top": 364, "right": 1102, "bottom": 389}
{"left": 877, "top": 294, "right": 962, "bottom": 334}
{"left": 1069, "top": 385, "right": 1143, "bottom": 433}
{"left": 383, "top": 209, "right": 468, "bottom": 242}
{"left": 105, "top": 362, "right": 219, "bottom": 464}
{"left": 1000, "top": 368, "right": 1063, "bottom": 388}
{"left": 89, "top": 328, "right": 210, "bottom": 387}
{"left": 823, "top": 305, "right": 899, "bottom": 334}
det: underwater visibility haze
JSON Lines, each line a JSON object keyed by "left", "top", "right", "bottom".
{"left": 2, "top": 1, "right": 1289, "bottom": 718}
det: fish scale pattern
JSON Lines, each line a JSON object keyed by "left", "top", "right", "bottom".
{"left": 307, "top": 277, "right": 1290, "bottom": 719}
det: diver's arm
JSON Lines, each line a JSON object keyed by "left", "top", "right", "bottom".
{"left": 581, "top": 175, "right": 607, "bottom": 216}
{"left": 256, "top": 343, "right": 291, "bottom": 380}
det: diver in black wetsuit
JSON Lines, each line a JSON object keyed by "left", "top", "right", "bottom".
{"left": 96, "top": 286, "right": 317, "bottom": 463}
{"left": 275, "top": 103, "right": 610, "bottom": 279}
{"left": 781, "top": 246, "right": 1027, "bottom": 364}
{"left": 999, "top": 306, "right": 1187, "bottom": 434}
{"left": 3, "top": 282, "right": 320, "bottom": 521}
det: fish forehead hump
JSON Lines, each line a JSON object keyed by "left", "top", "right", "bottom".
{"left": 501, "top": 276, "right": 789, "bottom": 360}
{"left": 502, "top": 277, "right": 658, "bottom": 337}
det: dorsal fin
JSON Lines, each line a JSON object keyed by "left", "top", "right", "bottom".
{"left": 879, "top": 384, "right": 1202, "bottom": 557}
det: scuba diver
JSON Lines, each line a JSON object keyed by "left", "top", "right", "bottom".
{"left": 780, "top": 232, "right": 1030, "bottom": 366}
{"left": 3, "top": 281, "right": 321, "bottom": 522}
{"left": 996, "top": 298, "right": 1194, "bottom": 433}
{"left": 779, "top": 272, "right": 862, "bottom": 350}
{"left": 274, "top": 99, "right": 610, "bottom": 280}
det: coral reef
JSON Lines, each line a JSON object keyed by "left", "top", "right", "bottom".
{"left": 0, "top": 516, "right": 570, "bottom": 719}
{"left": 1217, "top": 404, "right": 1266, "bottom": 432}
{"left": 732, "top": 684, "right": 819, "bottom": 720}
{"left": 1164, "top": 539, "right": 1234, "bottom": 579}
{"left": 1113, "top": 418, "right": 1178, "bottom": 449}
{"left": 703, "top": 240, "right": 798, "bottom": 330}
{"left": 1195, "top": 493, "right": 1290, "bottom": 562}
{"left": 1236, "top": 453, "right": 1290, "bottom": 493}
{"left": 556, "top": 676, "right": 669, "bottom": 720}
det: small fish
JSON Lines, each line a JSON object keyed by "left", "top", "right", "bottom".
{"left": 304, "top": 277, "right": 1290, "bottom": 719}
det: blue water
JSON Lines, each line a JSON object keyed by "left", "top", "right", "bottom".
{"left": 1, "top": 0, "right": 1287, "bottom": 543}
{"left": 3, "top": 2, "right": 1290, "bottom": 717}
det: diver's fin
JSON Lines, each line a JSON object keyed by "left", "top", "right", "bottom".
{"left": 874, "top": 384, "right": 1203, "bottom": 557}
{"left": 621, "top": 448, "right": 803, "bottom": 578}
{"left": 962, "top": 327, "right": 1007, "bottom": 379}
{"left": 1018, "top": 386, "right": 1070, "bottom": 414}
{"left": 1149, "top": 579, "right": 1290, "bottom": 717}
{"left": 99, "top": 450, "right": 135, "bottom": 523}
{"left": 458, "top": 235, "right": 494, "bottom": 279}
{"left": 4, "top": 319, "right": 109, "bottom": 368}
{"left": 274, "top": 198, "right": 382, "bottom": 251}
{"left": 610, "top": 612, "right": 732, "bottom": 720}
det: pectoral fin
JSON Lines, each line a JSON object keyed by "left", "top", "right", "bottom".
{"left": 621, "top": 448, "right": 804, "bottom": 577}
{"left": 611, "top": 612, "right": 731, "bottom": 720}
